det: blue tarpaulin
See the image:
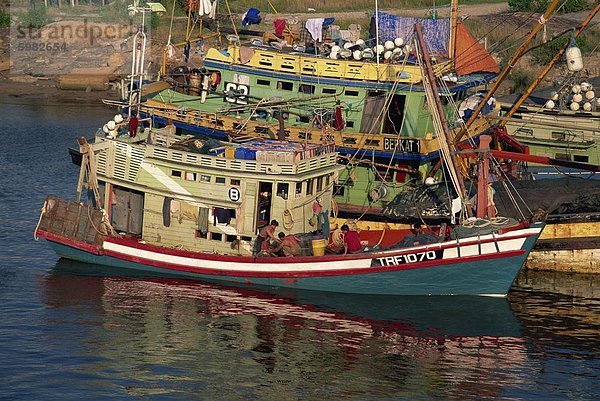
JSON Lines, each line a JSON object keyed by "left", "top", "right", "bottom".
{"left": 242, "top": 8, "right": 262, "bottom": 26}
{"left": 371, "top": 12, "right": 450, "bottom": 55}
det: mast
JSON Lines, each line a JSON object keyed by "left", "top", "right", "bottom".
{"left": 501, "top": 4, "right": 600, "bottom": 125}
{"left": 448, "top": 0, "right": 459, "bottom": 61}
{"left": 415, "top": 23, "right": 468, "bottom": 201}
{"left": 453, "top": 0, "right": 562, "bottom": 144}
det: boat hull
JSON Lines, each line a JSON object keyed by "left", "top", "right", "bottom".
{"left": 41, "top": 225, "right": 543, "bottom": 296}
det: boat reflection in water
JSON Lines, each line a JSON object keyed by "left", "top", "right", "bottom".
{"left": 42, "top": 259, "right": 536, "bottom": 398}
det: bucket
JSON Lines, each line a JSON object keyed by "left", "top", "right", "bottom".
{"left": 311, "top": 238, "right": 327, "bottom": 256}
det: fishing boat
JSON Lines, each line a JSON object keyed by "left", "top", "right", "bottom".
{"left": 34, "top": 23, "right": 544, "bottom": 296}
{"left": 127, "top": 0, "right": 500, "bottom": 221}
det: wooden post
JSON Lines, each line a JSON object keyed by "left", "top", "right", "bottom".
{"left": 476, "top": 135, "right": 493, "bottom": 219}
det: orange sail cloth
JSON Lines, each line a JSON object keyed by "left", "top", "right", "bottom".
{"left": 454, "top": 21, "right": 499, "bottom": 75}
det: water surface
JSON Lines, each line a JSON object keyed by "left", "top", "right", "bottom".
{"left": 0, "top": 103, "right": 598, "bottom": 400}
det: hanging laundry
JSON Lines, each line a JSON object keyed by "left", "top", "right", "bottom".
{"left": 333, "top": 106, "right": 345, "bottom": 131}
{"left": 183, "top": 42, "right": 191, "bottom": 62}
{"left": 242, "top": 8, "right": 261, "bottom": 26}
{"left": 305, "top": 18, "right": 325, "bottom": 42}
{"left": 323, "top": 18, "right": 335, "bottom": 27}
{"left": 274, "top": 19, "right": 286, "bottom": 37}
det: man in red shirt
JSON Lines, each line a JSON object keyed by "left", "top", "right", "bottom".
{"left": 341, "top": 224, "right": 362, "bottom": 254}
{"left": 128, "top": 113, "right": 139, "bottom": 138}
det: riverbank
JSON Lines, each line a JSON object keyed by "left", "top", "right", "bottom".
{"left": 0, "top": 74, "right": 119, "bottom": 105}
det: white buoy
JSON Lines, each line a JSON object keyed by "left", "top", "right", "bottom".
{"left": 353, "top": 50, "right": 362, "bottom": 60}
{"left": 566, "top": 45, "right": 583, "bottom": 72}
{"left": 355, "top": 39, "right": 365, "bottom": 47}
{"left": 384, "top": 40, "right": 395, "bottom": 50}
{"left": 329, "top": 51, "right": 338, "bottom": 59}
{"left": 551, "top": 91, "right": 559, "bottom": 101}
{"left": 339, "top": 49, "right": 352, "bottom": 59}
{"left": 394, "top": 37, "right": 404, "bottom": 47}
{"left": 570, "top": 102, "right": 580, "bottom": 111}
{"left": 344, "top": 42, "right": 355, "bottom": 49}
{"left": 331, "top": 45, "right": 341, "bottom": 53}
{"left": 361, "top": 49, "right": 374, "bottom": 59}
{"left": 581, "top": 82, "right": 591, "bottom": 91}
{"left": 583, "top": 102, "right": 592, "bottom": 111}
{"left": 392, "top": 47, "right": 402, "bottom": 55}
{"left": 572, "top": 84, "right": 581, "bottom": 94}
{"left": 374, "top": 44, "right": 384, "bottom": 55}
{"left": 384, "top": 50, "right": 393, "bottom": 60}
{"left": 404, "top": 44, "right": 413, "bottom": 53}
{"left": 102, "top": 124, "right": 109, "bottom": 134}
{"left": 107, "top": 130, "right": 116, "bottom": 139}
{"left": 114, "top": 114, "right": 124, "bottom": 124}
{"left": 545, "top": 100, "right": 555, "bottom": 109}
{"left": 596, "top": 98, "right": 600, "bottom": 107}
{"left": 107, "top": 120, "right": 116, "bottom": 130}
{"left": 585, "top": 90, "right": 595, "bottom": 100}
{"left": 425, "top": 177, "right": 436, "bottom": 185}
{"left": 573, "top": 93, "right": 583, "bottom": 103}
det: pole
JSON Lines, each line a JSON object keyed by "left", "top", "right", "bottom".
{"left": 453, "top": 0, "right": 562, "bottom": 144}
{"left": 501, "top": 4, "right": 600, "bottom": 125}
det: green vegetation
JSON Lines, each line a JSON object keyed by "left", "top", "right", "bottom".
{"left": 0, "top": 8, "right": 10, "bottom": 28}
{"left": 531, "top": 30, "right": 600, "bottom": 65}
{"left": 229, "top": 0, "right": 504, "bottom": 14}
{"left": 508, "top": 0, "right": 592, "bottom": 13}
{"left": 19, "top": 6, "right": 49, "bottom": 28}
{"left": 509, "top": 68, "right": 535, "bottom": 93}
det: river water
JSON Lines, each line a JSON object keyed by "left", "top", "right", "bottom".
{"left": 0, "top": 103, "right": 598, "bottom": 400}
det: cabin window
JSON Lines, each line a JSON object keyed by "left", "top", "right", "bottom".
{"left": 333, "top": 184, "right": 345, "bottom": 197}
{"left": 573, "top": 155, "right": 589, "bottom": 163}
{"left": 171, "top": 170, "right": 182, "bottom": 178}
{"left": 322, "top": 88, "right": 336, "bottom": 94}
{"left": 554, "top": 153, "right": 570, "bottom": 161}
{"left": 316, "top": 177, "right": 323, "bottom": 192}
{"left": 277, "top": 81, "right": 294, "bottom": 91}
{"left": 325, "top": 175, "right": 331, "bottom": 186}
{"left": 185, "top": 172, "right": 197, "bottom": 181}
{"left": 298, "top": 115, "right": 311, "bottom": 123}
{"left": 201, "top": 175, "right": 211, "bottom": 182}
{"left": 306, "top": 179, "right": 314, "bottom": 195}
{"left": 213, "top": 207, "right": 235, "bottom": 225}
{"left": 210, "top": 232, "right": 223, "bottom": 241}
{"left": 345, "top": 90, "right": 359, "bottom": 97}
{"left": 299, "top": 84, "right": 315, "bottom": 94}
{"left": 295, "top": 183, "right": 302, "bottom": 197}
{"left": 277, "top": 183, "right": 289, "bottom": 200}
{"left": 216, "top": 177, "right": 226, "bottom": 184}
{"left": 516, "top": 128, "right": 533, "bottom": 136}
{"left": 226, "top": 235, "right": 237, "bottom": 243}
{"left": 257, "top": 79, "right": 271, "bottom": 86}
{"left": 551, "top": 132, "right": 566, "bottom": 140}
{"left": 231, "top": 179, "right": 241, "bottom": 186}
{"left": 346, "top": 121, "right": 354, "bottom": 128}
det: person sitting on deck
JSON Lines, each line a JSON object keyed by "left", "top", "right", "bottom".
{"left": 341, "top": 224, "right": 362, "bottom": 254}
{"left": 271, "top": 232, "right": 302, "bottom": 257}
{"left": 254, "top": 220, "right": 280, "bottom": 255}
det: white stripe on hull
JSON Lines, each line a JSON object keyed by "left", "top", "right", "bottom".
{"left": 102, "top": 226, "right": 540, "bottom": 273}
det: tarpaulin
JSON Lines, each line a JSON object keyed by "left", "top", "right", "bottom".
{"left": 371, "top": 12, "right": 450, "bottom": 55}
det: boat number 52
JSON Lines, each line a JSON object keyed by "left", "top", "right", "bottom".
{"left": 225, "top": 83, "right": 248, "bottom": 104}
{"left": 373, "top": 250, "right": 441, "bottom": 267}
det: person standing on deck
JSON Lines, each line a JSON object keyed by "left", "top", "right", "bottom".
{"left": 254, "top": 220, "right": 279, "bottom": 255}
{"left": 128, "top": 113, "right": 139, "bottom": 138}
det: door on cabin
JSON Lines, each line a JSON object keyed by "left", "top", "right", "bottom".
{"left": 256, "top": 181, "right": 273, "bottom": 229}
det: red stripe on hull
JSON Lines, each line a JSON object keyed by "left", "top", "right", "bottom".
{"left": 38, "top": 228, "right": 528, "bottom": 278}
